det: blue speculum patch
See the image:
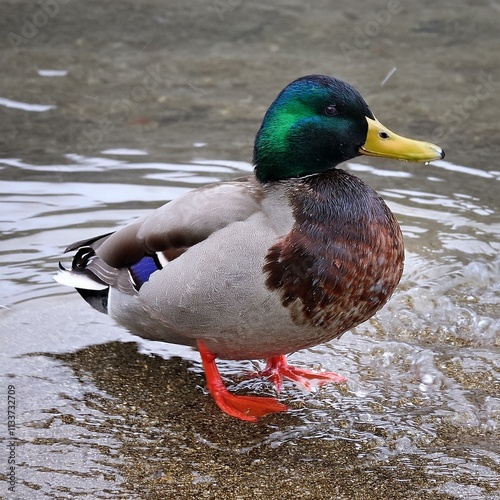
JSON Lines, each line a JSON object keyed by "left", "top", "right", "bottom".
{"left": 129, "top": 255, "right": 161, "bottom": 289}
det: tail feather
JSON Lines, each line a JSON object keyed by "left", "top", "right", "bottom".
{"left": 55, "top": 262, "right": 108, "bottom": 291}
{"left": 56, "top": 233, "right": 115, "bottom": 314}
{"left": 56, "top": 230, "right": 162, "bottom": 315}
{"left": 75, "top": 287, "right": 109, "bottom": 314}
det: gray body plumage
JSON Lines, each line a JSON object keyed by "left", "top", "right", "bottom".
{"left": 57, "top": 170, "right": 404, "bottom": 360}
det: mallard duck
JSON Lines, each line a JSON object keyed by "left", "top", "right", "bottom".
{"left": 56, "top": 75, "right": 444, "bottom": 422}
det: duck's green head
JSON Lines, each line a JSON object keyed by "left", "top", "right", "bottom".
{"left": 253, "top": 75, "right": 444, "bottom": 183}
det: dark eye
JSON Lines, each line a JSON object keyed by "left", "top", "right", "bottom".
{"left": 324, "top": 104, "right": 338, "bottom": 116}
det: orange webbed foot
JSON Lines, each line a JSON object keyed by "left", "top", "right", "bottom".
{"left": 197, "top": 341, "right": 288, "bottom": 422}
{"left": 259, "top": 355, "right": 347, "bottom": 393}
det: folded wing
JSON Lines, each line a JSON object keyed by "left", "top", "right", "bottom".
{"left": 55, "top": 176, "right": 265, "bottom": 310}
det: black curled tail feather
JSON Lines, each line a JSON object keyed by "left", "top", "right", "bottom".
{"left": 56, "top": 231, "right": 157, "bottom": 315}
{"left": 56, "top": 233, "right": 117, "bottom": 315}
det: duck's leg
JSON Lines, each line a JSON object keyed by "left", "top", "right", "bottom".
{"left": 197, "top": 340, "right": 288, "bottom": 422}
{"left": 260, "top": 355, "right": 347, "bottom": 393}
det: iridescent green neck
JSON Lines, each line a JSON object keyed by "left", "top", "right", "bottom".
{"left": 253, "top": 100, "right": 318, "bottom": 183}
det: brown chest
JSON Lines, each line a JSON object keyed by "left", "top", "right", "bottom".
{"left": 263, "top": 170, "right": 404, "bottom": 337}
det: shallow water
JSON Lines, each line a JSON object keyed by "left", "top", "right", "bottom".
{"left": 1, "top": 1, "right": 499, "bottom": 499}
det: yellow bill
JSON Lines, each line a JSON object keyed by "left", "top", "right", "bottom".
{"left": 360, "top": 116, "right": 444, "bottom": 162}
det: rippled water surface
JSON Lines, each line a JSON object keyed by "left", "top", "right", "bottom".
{"left": 1, "top": 1, "right": 499, "bottom": 499}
